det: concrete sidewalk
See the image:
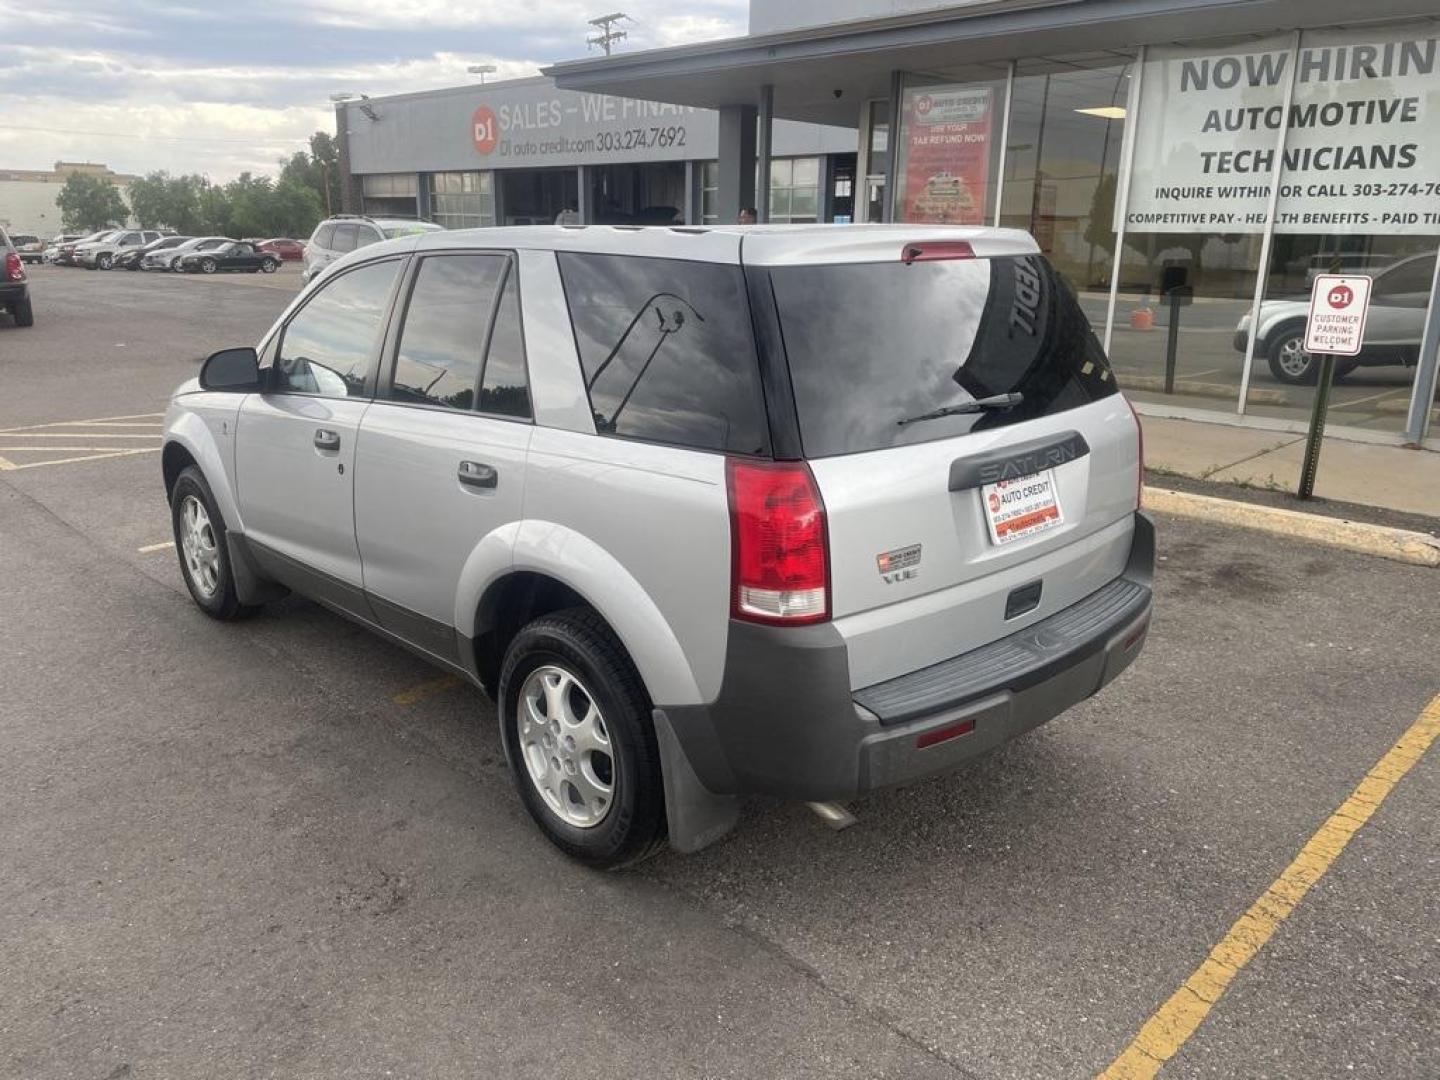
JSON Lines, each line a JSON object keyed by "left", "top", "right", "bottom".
{"left": 1140, "top": 414, "right": 1440, "bottom": 519}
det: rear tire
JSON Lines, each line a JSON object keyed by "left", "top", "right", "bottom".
{"left": 260, "top": 258, "right": 278, "bottom": 274}
{"left": 11, "top": 295, "right": 34, "bottom": 328}
{"left": 170, "top": 466, "right": 255, "bottom": 621}
{"left": 498, "top": 608, "right": 666, "bottom": 869}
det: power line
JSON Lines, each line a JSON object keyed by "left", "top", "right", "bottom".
{"left": 587, "top": 12, "right": 629, "bottom": 56}
{"left": 0, "top": 123, "right": 311, "bottom": 145}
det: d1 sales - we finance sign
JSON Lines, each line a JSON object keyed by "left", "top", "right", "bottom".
{"left": 1125, "top": 28, "right": 1440, "bottom": 234}
{"left": 897, "top": 84, "right": 995, "bottom": 225}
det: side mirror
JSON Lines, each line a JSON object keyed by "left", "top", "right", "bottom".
{"left": 199, "top": 346, "right": 261, "bottom": 392}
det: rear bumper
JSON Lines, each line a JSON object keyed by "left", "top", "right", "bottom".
{"left": 658, "top": 513, "right": 1154, "bottom": 803}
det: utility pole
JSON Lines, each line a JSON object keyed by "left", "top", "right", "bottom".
{"left": 587, "top": 12, "right": 629, "bottom": 55}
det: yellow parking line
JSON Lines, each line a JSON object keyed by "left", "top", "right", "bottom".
{"left": 4, "top": 447, "right": 162, "bottom": 470}
{"left": 391, "top": 675, "right": 464, "bottom": 706}
{"left": 0, "top": 433, "right": 161, "bottom": 439}
{"left": 1099, "top": 691, "right": 1440, "bottom": 1079}
{"left": 0, "top": 455, "right": 15, "bottom": 471}
{"left": 138, "top": 540, "right": 176, "bottom": 554}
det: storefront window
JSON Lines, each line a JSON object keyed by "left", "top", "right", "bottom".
{"left": 427, "top": 171, "right": 496, "bottom": 229}
{"left": 700, "top": 161, "right": 720, "bottom": 224}
{"left": 1000, "top": 56, "right": 1133, "bottom": 290}
{"left": 1118, "top": 23, "right": 1440, "bottom": 435}
{"left": 768, "top": 157, "right": 821, "bottom": 223}
{"left": 361, "top": 172, "right": 420, "bottom": 218}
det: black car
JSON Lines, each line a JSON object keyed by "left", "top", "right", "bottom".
{"left": 177, "top": 241, "right": 280, "bottom": 275}
{"left": 1, "top": 227, "right": 34, "bottom": 327}
{"left": 117, "top": 235, "right": 192, "bottom": 271}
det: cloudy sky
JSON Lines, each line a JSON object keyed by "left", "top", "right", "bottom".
{"left": 0, "top": 0, "right": 746, "bottom": 180}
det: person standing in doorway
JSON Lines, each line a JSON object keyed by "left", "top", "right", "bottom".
{"left": 737, "top": 207, "right": 758, "bottom": 225}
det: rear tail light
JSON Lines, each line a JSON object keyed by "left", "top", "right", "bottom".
{"left": 726, "top": 459, "right": 830, "bottom": 625}
{"left": 4, "top": 251, "right": 23, "bottom": 282}
{"left": 1126, "top": 397, "right": 1145, "bottom": 509}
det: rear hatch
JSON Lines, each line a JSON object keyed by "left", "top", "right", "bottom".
{"left": 754, "top": 236, "right": 1141, "bottom": 690}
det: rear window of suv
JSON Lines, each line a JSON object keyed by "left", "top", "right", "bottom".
{"left": 558, "top": 253, "right": 770, "bottom": 456}
{"left": 767, "top": 253, "right": 1118, "bottom": 458}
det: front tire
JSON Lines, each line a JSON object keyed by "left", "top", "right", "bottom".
{"left": 97, "top": 253, "right": 113, "bottom": 270}
{"left": 498, "top": 609, "right": 666, "bottom": 869}
{"left": 1266, "top": 326, "right": 1317, "bottom": 385}
{"left": 260, "top": 258, "right": 278, "bottom": 273}
{"left": 170, "top": 466, "right": 254, "bottom": 620}
{"left": 199, "top": 258, "right": 217, "bottom": 275}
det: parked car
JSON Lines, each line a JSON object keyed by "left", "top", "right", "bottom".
{"left": 55, "top": 229, "right": 118, "bottom": 266}
{"left": 177, "top": 240, "right": 280, "bottom": 275}
{"left": 257, "top": 237, "right": 305, "bottom": 261}
{"left": 117, "top": 235, "right": 192, "bottom": 271}
{"left": 302, "top": 214, "right": 443, "bottom": 281}
{"left": 161, "top": 224, "right": 1151, "bottom": 867}
{"left": 77, "top": 229, "right": 166, "bottom": 270}
{"left": 144, "top": 236, "right": 230, "bottom": 271}
{"left": 1, "top": 227, "right": 34, "bottom": 327}
{"left": 1235, "top": 252, "right": 1437, "bottom": 384}
{"left": 43, "top": 233, "right": 86, "bottom": 263}
{"left": 10, "top": 234, "right": 44, "bottom": 264}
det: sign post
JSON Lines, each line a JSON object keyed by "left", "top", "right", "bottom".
{"left": 1297, "top": 274, "right": 1372, "bottom": 499}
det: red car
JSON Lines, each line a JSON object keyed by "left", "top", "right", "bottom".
{"left": 256, "top": 238, "right": 305, "bottom": 261}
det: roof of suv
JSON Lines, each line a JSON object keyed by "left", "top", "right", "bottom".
{"left": 399, "top": 223, "right": 1040, "bottom": 266}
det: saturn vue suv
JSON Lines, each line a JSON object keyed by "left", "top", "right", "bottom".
{"left": 160, "top": 224, "right": 1152, "bottom": 868}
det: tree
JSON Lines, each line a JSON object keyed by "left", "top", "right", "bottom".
{"left": 56, "top": 173, "right": 129, "bottom": 231}
{"left": 278, "top": 131, "right": 342, "bottom": 217}
{"left": 127, "top": 172, "right": 170, "bottom": 230}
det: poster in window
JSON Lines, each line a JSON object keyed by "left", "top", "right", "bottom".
{"left": 1124, "top": 28, "right": 1440, "bottom": 235}
{"left": 898, "top": 84, "right": 994, "bottom": 224}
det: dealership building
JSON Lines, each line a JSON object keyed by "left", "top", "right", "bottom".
{"left": 339, "top": 0, "right": 1440, "bottom": 447}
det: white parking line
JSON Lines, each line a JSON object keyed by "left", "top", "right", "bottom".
{"left": 137, "top": 540, "right": 176, "bottom": 554}
{"left": 0, "top": 412, "right": 164, "bottom": 433}
{"left": 0, "top": 447, "right": 161, "bottom": 470}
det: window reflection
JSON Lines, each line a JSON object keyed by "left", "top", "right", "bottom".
{"left": 393, "top": 255, "right": 507, "bottom": 410}
{"left": 274, "top": 260, "right": 400, "bottom": 397}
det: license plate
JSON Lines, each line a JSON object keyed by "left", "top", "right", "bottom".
{"left": 982, "top": 470, "right": 1063, "bottom": 546}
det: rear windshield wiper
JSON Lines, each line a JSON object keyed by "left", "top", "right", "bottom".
{"left": 896, "top": 392, "right": 1024, "bottom": 426}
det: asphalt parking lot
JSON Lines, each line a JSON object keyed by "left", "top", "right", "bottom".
{"left": 2, "top": 264, "right": 1438, "bottom": 1079}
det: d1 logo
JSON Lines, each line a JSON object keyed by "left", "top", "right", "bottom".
{"left": 1327, "top": 284, "right": 1354, "bottom": 309}
{"left": 472, "top": 105, "right": 499, "bottom": 155}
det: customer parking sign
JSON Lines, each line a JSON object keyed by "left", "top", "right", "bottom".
{"left": 1304, "top": 274, "right": 1372, "bottom": 356}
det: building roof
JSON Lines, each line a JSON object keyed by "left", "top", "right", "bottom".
{"left": 545, "top": 0, "right": 1440, "bottom": 125}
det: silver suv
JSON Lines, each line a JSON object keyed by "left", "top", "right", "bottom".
{"left": 302, "top": 214, "right": 443, "bottom": 282}
{"left": 162, "top": 225, "right": 1152, "bottom": 868}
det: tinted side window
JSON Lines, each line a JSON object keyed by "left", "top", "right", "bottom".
{"left": 275, "top": 260, "right": 401, "bottom": 397}
{"left": 391, "top": 255, "right": 507, "bottom": 409}
{"left": 480, "top": 272, "right": 530, "bottom": 419}
{"left": 1375, "top": 257, "right": 1435, "bottom": 298}
{"left": 355, "top": 225, "right": 383, "bottom": 249}
{"left": 332, "top": 224, "right": 359, "bottom": 253}
{"left": 313, "top": 223, "right": 336, "bottom": 249}
{"left": 557, "top": 253, "right": 769, "bottom": 455}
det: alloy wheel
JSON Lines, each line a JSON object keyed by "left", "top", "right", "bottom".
{"left": 179, "top": 495, "right": 221, "bottom": 598}
{"left": 1276, "top": 336, "right": 1313, "bottom": 379}
{"left": 517, "top": 664, "right": 615, "bottom": 829}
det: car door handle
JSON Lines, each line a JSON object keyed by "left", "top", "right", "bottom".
{"left": 457, "top": 461, "right": 498, "bottom": 489}
{"left": 313, "top": 429, "right": 341, "bottom": 451}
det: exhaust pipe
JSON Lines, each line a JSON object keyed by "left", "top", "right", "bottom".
{"left": 806, "top": 801, "right": 857, "bottom": 831}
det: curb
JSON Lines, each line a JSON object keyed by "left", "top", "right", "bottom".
{"left": 1143, "top": 487, "right": 1440, "bottom": 568}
